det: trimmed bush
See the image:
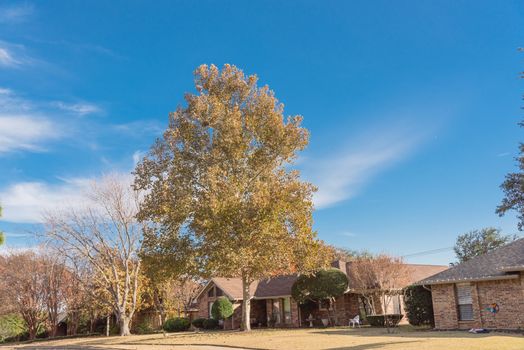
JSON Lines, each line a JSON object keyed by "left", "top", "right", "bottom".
{"left": 192, "top": 318, "right": 206, "bottom": 329}
{"left": 202, "top": 318, "right": 219, "bottom": 330}
{"left": 134, "top": 321, "right": 154, "bottom": 334}
{"left": 404, "top": 285, "right": 435, "bottom": 326}
{"left": 211, "top": 297, "right": 234, "bottom": 321}
{"left": 163, "top": 317, "right": 191, "bottom": 332}
{"left": 366, "top": 314, "right": 403, "bottom": 327}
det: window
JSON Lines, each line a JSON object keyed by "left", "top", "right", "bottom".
{"left": 456, "top": 284, "right": 473, "bottom": 321}
{"left": 216, "top": 288, "right": 223, "bottom": 297}
{"left": 272, "top": 299, "right": 281, "bottom": 324}
{"left": 319, "top": 299, "right": 332, "bottom": 311}
{"left": 208, "top": 286, "right": 214, "bottom": 298}
{"left": 283, "top": 297, "right": 291, "bottom": 324}
{"left": 208, "top": 301, "right": 214, "bottom": 318}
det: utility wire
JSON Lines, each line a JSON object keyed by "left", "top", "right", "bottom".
{"left": 401, "top": 246, "right": 453, "bottom": 258}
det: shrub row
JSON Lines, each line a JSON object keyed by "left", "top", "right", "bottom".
{"left": 366, "top": 314, "right": 403, "bottom": 327}
{"left": 192, "top": 317, "right": 219, "bottom": 330}
{"left": 163, "top": 318, "right": 191, "bottom": 332}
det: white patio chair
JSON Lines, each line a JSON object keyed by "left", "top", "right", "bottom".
{"left": 349, "top": 315, "right": 360, "bottom": 328}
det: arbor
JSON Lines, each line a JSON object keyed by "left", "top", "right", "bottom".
{"left": 45, "top": 175, "right": 144, "bottom": 336}
{"left": 453, "top": 228, "right": 516, "bottom": 263}
{"left": 348, "top": 255, "right": 410, "bottom": 332}
{"left": 134, "top": 64, "right": 332, "bottom": 331}
{"left": 291, "top": 268, "right": 348, "bottom": 325}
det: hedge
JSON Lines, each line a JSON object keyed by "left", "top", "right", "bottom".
{"left": 191, "top": 318, "right": 206, "bottom": 329}
{"left": 366, "top": 314, "right": 403, "bottom": 327}
{"left": 163, "top": 317, "right": 191, "bottom": 332}
{"left": 202, "top": 318, "right": 219, "bottom": 329}
{"left": 404, "top": 285, "right": 435, "bottom": 326}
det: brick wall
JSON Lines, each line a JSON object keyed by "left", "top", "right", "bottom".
{"left": 432, "top": 275, "right": 524, "bottom": 330}
{"left": 303, "top": 293, "right": 360, "bottom": 326}
{"left": 432, "top": 284, "right": 459, "bottom": 329}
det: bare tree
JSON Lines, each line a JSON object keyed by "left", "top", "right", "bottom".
{"left": 45, "top": 175, "right": 144, "bottom": 336}
{"left": 0, "top": 251, "right": 47, "bottom": 340}
{"left": 41, "top": 254, "right": 69, "bottom": 337}
{"left": 349, "top": 254, "right": 410, "bottom": 332}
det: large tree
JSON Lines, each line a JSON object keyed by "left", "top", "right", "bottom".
{"left": 348, "top": 255, "right": 410, "bottom": 332}
{"left": 45, "top": 175, "right": 144, "bottom": 336}
{"left": 0, "top": 205, "right": 4, "bottom": 246}
{"left": 497, "top": 55, "right": 524, "bottom": 228}
{"left": 291, "top": 268, "right": 348, "bottom": 326}
{"left": 0, "top": 251, "right": 47, "bottom": 340}
{"left": 134, "top": 64, "right": 332, "bottom": 331}
{"left": 453, "top": 227, "right": 516, "bottom": 263}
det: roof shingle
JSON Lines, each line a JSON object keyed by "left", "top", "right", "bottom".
{"left": 417, "top": 238, "right": 524, "bottom": 285}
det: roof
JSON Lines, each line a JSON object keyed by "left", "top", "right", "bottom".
{"left": 417, "top": 238, "right": 524, "bottom": 285}
{"left": 341, "top": 260, "right": 447, "bottom": 289}
{"left": 196, "top": 262, "right": 446, "bottom": 301}
{"left": 198, "top": 275, "right": 298, "bottom": 301}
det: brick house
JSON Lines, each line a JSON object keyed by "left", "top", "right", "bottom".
{"left": 194, "top": 260, "right": 446, "bottom": 329}
{"left": 417, "top": 238, "right": 524, "bottom": 330}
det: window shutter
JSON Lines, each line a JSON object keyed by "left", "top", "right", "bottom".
{"left": 456, "top": 284, "right": 472, "bottom": 304}
{"left": 456, "top": 283, "right": 474, "bottom": 321}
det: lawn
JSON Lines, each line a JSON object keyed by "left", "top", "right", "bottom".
{"left": 3, "top": 327, "right": 524, "bottom": 350}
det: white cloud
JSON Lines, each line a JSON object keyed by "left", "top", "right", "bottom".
{"left": 0, "top": 115, "right": 59, "bottom": 153}
{"left": 132, "top": 150, "right": 144, "bottom": 166}
{"left": 0, "top": 174, "right": 134, "bottom": 223}
{"left": 53, "top": 101, "right": 102, "bottom": 116}
{"left": 0, "top": 3, "right": 34, "bottom": 23}
{"left": 304, "top": 123, "right": 430, "bottom": 209}
{"left": 0, "top": 46, "right": 20, "bottom": 67}
{"left": 0, "top": 88, "right": 65, "bottom": 154}
{"left": 340, "top": 231, "right": 357, "bottom": 237}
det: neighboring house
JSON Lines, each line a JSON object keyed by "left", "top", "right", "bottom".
{"left": 417, "top": 238, "right": 524, "bottom": 330}
{"left": 194, "top": 260, "right": 446, "bottom": 329}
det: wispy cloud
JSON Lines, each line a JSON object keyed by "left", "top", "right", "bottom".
{"left": 0, "top": 41, "right": 34, "bottom": 68}
{"left": 0, "top": 115, "right": 59, "bottom": 153}
{"left": 0, "top": 3, "right": 34, "bottom": 24}
{"left": 303, "top": 121, "right": 432, "bottom": 209}
{"left": 0, "top": 88, "right": 61, "bottom": 154}
{"left": 0, "top": 174, "right": 133, "bottom": 223}
{"left": 0, "top": 45, "right": 20, "bottom": 67}
{"left": 53, "top": 101, "right": 103, "bottom": 116}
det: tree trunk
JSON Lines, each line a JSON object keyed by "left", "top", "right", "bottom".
{"left": 241, "top": 273, "right": 251, "bottom": 332}
{"left": 119, "top": 315, "right": 131, "bottom": 336}
{"left": 106, "top": 315, "right": 110, "bottom": 337}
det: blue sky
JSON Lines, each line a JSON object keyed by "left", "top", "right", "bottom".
{"left": 0, "top": 0, "right": 523, "bottom": 265}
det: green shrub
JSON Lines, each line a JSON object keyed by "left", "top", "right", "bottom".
{"left": 0, "top": 314, "right": 27, "bottom": 342}
{"left": 202, "top": 318, "right": 219, "bottom": 329}
{"left": 366, "top": 314, "right": 403, "bottom": 327}
{"left": 211, "top": 297, "right": 233, "bottom": 321}
{"left": 163, "top": 317, "right": 190, "bottom": 332}
{"left": 404, "top": 285, "right": 435, "bottom": 327}
{"left": 134, "top": 321, "right": 154, "bottom": 334}
{"left": 191, "top": 318, "right": 206, "bottom": 329}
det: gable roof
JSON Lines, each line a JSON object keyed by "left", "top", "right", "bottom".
{"left": 417, "top": 238, "right": 524, "bottom": 285}
{"left": 340, "top": 260, "right": 447, "bottom": 289}
{"left": 196, "top": 261, "right": 446, "bottom": 302}
{"left": 197, "top": 275, "right": 298, "bottom": 301}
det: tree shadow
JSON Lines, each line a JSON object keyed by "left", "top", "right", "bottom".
{"left": 311, "top": 327, "right": 524, "bottom": 339}
{"left": 326, "top": 340, "right": 420, "bottom": 350}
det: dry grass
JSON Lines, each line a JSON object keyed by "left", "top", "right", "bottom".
{"left": 3, "top": 326, "right": 524, "bottom": 350}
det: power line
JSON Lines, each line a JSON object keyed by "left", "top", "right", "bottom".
{"left": 401, "top": 246, "right": 453, "bottom": 258}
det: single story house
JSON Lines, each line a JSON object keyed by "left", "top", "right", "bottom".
{"left": 417, "top": 238, "right": 524, "bottom": 330}
{"left": 194, "top": 260, "right": 446, "bottom": 329}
